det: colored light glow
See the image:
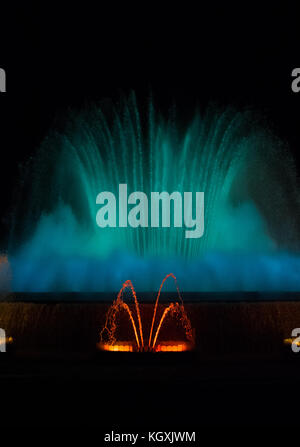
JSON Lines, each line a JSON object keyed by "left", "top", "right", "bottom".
{"left": 99, "top": 341, "right": 192, "bottom": 353}
{"left": 8, "top": 95, "right": 300, "bottom": 293}
{"left": 99, "top": 273, "right": 195, "bottom": 353}
{"left": 283, "top": 337, "right": 300, "bottom": 347}
{"left": 155, "top": 342, "right": 193, "bottom": 352}
{"left": 0, "top": 336, "right": 13, "bottom": 348}
{"left": 99, "top": 342, "right": 134, "bottom": 352}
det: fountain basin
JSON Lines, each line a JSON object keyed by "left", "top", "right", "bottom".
{"left": 97, "top": 340, "right": 194, "bottom": 353}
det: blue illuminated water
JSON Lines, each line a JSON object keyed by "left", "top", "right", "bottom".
{"left": 6, "top": 94, "right": 300, "bottom": 292}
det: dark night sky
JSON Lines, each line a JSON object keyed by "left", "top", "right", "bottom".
{"left": 1, "top": 2, "right": 300, "bottom": 247}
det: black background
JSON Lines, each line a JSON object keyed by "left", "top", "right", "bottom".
{"left": 2, "top": 3, "right": 300, "bottom": 429}
{"left": 1, "top": 2, "right": 300, "bottom": 247}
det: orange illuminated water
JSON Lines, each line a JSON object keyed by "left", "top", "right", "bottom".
{"left": 99, "top": 273, "right": 195, "bottom": 352}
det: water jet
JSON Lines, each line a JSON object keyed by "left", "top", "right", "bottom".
{"left": 7, "top": 94, "right": 300, "bottom": 292}
{"left": 98, "top": 273, "right": 195, "bottom": 353}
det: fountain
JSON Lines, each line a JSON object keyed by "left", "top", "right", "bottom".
{"left": 6, "top": 93, "right": 300, "bottom": 292}
{"left": 98, "top": 273, "right": 194, "bottom": 352}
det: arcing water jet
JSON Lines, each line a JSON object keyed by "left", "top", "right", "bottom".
{"left": 99, "top": 273, "right": 194, "bottom": 352}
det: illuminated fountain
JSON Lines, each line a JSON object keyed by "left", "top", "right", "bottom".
{"left": 7, "top": 93, "right": 300, "bottom": 292}
{"left": 98, "top": 273, "right": 195, "bottom": 352}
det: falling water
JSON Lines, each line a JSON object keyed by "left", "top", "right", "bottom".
{"left": 6, "top": 93, "right": 300, "bottom": 291}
